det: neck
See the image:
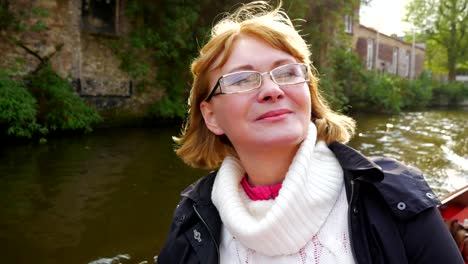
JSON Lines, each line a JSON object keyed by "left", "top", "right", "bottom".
{"left": 236, "top": 144, "right": 299, "bottom": 186}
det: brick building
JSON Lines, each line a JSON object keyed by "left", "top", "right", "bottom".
{"left": 345, "top": 15, "right": 426, "bottom": 79}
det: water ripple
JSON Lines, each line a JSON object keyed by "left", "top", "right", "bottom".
{"left": 350, "top": 110, "right": 468, "bottom": 197}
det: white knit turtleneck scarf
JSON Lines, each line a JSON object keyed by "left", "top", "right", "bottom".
{"left": 211, "top": 123, "right": 355, "bottom": 264}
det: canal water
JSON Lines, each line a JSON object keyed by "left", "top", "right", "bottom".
{"left": 0, "top": 109, "right": 466, "bottom": 264}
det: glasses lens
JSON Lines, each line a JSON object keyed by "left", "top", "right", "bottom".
{"left": 272, "top": 64, "right": 308, "bottom": 85}
{"left": 221, "top": 71, "right": 261, "bottom": 93}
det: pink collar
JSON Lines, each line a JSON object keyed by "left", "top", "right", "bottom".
{"left": 240, "top": 176, "right": 282, "bottom": 201}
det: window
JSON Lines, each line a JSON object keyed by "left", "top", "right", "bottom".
{"left": 404, "top": 50, "right": 410, "bottom": 77}
{"left": 392, "top": 47, "right": 398, "bottom": 74}
{"left": 367, "top": 39, "right": 373, "bottom": 70}
{"left": 81, "top": 0, "right": 120, "bottom": 35}
{"left": 344, "top": 15, "right": 353, "bottom": 33}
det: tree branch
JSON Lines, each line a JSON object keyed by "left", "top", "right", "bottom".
{"left": 11, "top": 37, "right": 44, "bottom": 63}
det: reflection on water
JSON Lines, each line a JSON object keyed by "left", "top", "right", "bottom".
{"left": 0, "top": 128, "right": 206, "bottom": 264}
{"left": 88, "top": 254, "right": 131, "bottom": 264}
{"left": 349, "top": 110, "right": 468, "bottom": 196}
{"left": 0, "top": 109, "right": 466, "bottom": 263}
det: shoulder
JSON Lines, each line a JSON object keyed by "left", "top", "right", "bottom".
{"left": 180, "top": 170, "right": 218, "bottom": 204}
{"left": 370, "top": 159, "right": 464, "bottom": 263}
{"left": 158, "top": 171, "right": 219, "bottom": 263}
{"left": 369, "top": 157, "right": 440, "bottom": 220}
{"left": 329, "top": 142, "right": 440, "bottom": 220}
{"left": 167, "top": 170, "right": 218, "bottom": 232}
{"left": 168, "top": 171, "right": 218, "bottom": 230}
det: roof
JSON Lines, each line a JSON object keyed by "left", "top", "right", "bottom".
{"left": 357, "top": 24, "right": 426, "bottom": 51}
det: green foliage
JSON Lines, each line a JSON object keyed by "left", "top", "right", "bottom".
{"left": 423, "top": 39, "right": 448, "bottom": 76}
{"left": 30, "top": 20, "right": 48, "bottom": 32}
{"left": 147, "top": 96, "right": 186, "bottom": 119}
{"left": 288, "top": 0, "right": 360, "bottom": 70}
{"left": 317, "top": 67, "right": 350, "bottom": 111}
{"left": 405, "top": 0, "right": 468, "bottom": 81}
{"left": 0, "top": 71, "right": 46, "bottom": 138}
{"left": 0, "top": 3, "right": 50, "bottom": 32}
{"left": 27, "top": 64, "right": 102, "bottom": 133}
{"left": 28, "top": 6, "right": 49, "bottom": 32}
{"left": 318, "top": 75, "right": 345, "bottom": 110}
{"left": 0, "top": 64, "right": 102, "bottom": 138}
{"left": 364, "top": 74, "right": 403, "bottom": 113}
{"left": 321, "top": 48, "right": 444, "bottom": 113}
{"left": 110, "top": 0, "right": 216, "bottom": 119}
{"left": 456, "top": 62, "right": 468, "bottom": 74}
{"left": 326, "top": 48, "right": 366, "bottom": 110}
{"left": 400, "top": 71, "right": 433, "bottom": 108}
{"left": 30, "top": 6, "right": 49, "bottom": 17}
{"left": 431, "top": 81, "right": 468, "bottom": 105}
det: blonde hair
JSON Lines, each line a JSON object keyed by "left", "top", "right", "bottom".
{"left": 174, "top": 1, "right": 355, "bottom": 169}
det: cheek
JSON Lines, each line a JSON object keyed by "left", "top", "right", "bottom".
{"left": 214, "top": 97, "right": 250, "bottom": 129}
{"left": 291, "top": 85, "right": 311, "bottom": 113}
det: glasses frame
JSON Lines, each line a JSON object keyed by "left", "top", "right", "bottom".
{"left": 204, "top": 63, "right": 309, "bottom": 102}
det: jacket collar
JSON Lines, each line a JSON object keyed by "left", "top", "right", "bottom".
{"left": 181, "top": 170, "right": 218, "bottom": 204}
{"left": 328, "top": 141, "right": 384, "bottom": 182}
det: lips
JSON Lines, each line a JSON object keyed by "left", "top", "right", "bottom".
{"left": 256, "top": 109, "right": 292, "bottom": 120}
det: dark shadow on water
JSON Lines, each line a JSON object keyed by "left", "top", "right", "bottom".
{"left": 0, "top": 126, "right": 206, "bottom": 264}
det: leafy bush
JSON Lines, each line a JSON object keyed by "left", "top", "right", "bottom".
{"left": 0, "top": 71, "right": 46, "bottom": 137}
{"left": 318, "top": 67, "right": 350, "bottom": 111}
{"left": 147, "top": 95, "right": 186, "bottom": 119}
{"left": 27, "top": 64, "right": 102, "bottom": 132}
{"left": 364, "top": 74, "right": 403, "bottom": 113}
{"left": 431, "top": 81, "right": 468, "bottom": 105}
{"left": 328, "top": 48, "right": 367, "bottom": 111}
{"left": 322, "top": 47, "right": 403, "bottom": 113}
{"left": 323, "top": 48, "right": 446, "bottom": 113}
{"left": 399, "top": 71, "right": 433, "bottom": 109}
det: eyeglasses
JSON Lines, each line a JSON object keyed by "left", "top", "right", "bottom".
{"left": 205, "top": 63, "right": 309, "bottom": 101}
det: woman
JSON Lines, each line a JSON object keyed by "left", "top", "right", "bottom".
{"left": 158, "top": 2, "right": 463, "bottom": 263}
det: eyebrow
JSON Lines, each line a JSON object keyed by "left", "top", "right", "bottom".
{"left": 225, "top": 58, "right": 297, "bottom": 74}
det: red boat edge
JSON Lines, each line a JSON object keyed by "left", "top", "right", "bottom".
{"left": 438, "top": 185, "right": 468, "bottom": 262}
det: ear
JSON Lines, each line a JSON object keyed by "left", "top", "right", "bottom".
{"left": 200, "top": 101, "right": 225, "bottom": 135}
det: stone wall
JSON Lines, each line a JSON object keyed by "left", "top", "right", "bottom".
{"left": 0, "top": 0, "right": 161, "bottom": 111}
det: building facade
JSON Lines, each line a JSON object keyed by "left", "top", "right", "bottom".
{"left": 346, "top": 14, "right": 425, "bottom": 79}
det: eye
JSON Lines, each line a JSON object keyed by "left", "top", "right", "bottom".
{"left": 223, "top": 72, "right": 258, "bottom": 87}
{"left": 274, "top": 66, "right": 303, "bottom": 83}
{"left": 276, "top": 69, "right": 298, "bottom": 78}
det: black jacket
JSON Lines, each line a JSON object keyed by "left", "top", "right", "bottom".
{"left": 157, "top": 142, "right": 463, "bottom": 264}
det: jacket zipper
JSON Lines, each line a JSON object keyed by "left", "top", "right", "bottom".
{"left": 193, "top": 204, "right": 220, "bottom": 264}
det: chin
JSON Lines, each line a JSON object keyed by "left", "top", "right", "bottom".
{"left": 260, "top": 130, "right": 307, "bottom": 147}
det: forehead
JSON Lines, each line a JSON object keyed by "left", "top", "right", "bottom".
{"left": 209, "top": 34, "right": 296, "bottom": 79}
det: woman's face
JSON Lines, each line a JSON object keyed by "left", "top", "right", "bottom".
{"left": 200, "top": 35, "right": 311, "bottom": 154}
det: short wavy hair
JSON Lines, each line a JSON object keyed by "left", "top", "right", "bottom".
{"left": 173, "top": 1, "right": 355, "bottom": 169}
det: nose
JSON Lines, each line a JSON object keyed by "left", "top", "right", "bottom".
{"left": 256, "top": 74, "right": 285, "bottom": 103}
